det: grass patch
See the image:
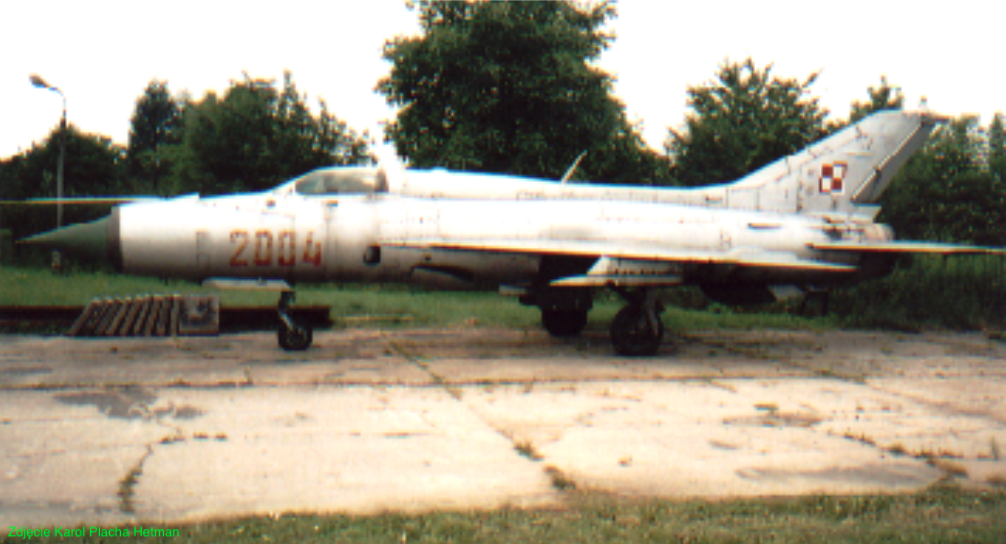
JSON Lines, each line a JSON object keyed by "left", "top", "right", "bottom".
{"left": 0, "top": 265, "right": 544, "bottom": 331}
{"left": 831, "top": 254, "right": 1006, "bottom": 331}
{"left": 3, "top": 255, "right": 1003, "bottom": 335}
{"left": 1, "top": 265, "right": 838, "bottom": 334}
{"left": 14, "top": 485, "right": 1006, "bottom": 544}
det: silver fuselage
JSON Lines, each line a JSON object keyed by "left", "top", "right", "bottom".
{"left": 110, "top": 191, "right": 882, "bottom": 289}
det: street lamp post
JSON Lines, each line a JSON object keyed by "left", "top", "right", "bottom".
{"left": 30, "top": 74, "right": 67, "bottom": 271}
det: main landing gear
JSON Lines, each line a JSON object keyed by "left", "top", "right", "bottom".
{"left": 529, "top": 285, "right": 665, "bottom": 356}
{"left": 541, "top": 309, "right": 589, "bottom": 337}
{"left": 609, "top": 289, "right": 664, "bottom": 357}
{"left": 524, "top": 287, "right": 593, "bottom": 338}
{"left": 277, "top": 290, "right": 313, "bottom": 351}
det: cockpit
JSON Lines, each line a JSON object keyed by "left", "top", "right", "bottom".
{"left": 273, "top": 166, "right": 388, "bottom": 196}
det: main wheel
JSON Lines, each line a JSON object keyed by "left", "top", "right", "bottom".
{"left": 541, "top": 309, "right": 589, "bottom": 337}
{"left": 278, "top": 321, "right": 313, "bottom": 351}
{"left": 610, "top": 305, "right": 663, "bottom": 356}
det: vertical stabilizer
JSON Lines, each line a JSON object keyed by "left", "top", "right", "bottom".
{"left": 725, "top": 111, "right": 944, "bottom": 215}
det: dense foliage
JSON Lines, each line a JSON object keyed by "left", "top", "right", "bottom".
{"left": 0, "top": 127, "right": 127, "bottom": 239}
{"left": 847, "top": 75, "right": 905, "bottom": 124}
{"left": 880, "top": 115, "right": 1006, "bottom": 246}
{"left": 378, "top": 0, "right": 668, "bottom": 184}
{"left": 666, "top": 59, "right": 828, "bottom": 187}
{"left": 173, "top": 73, "right": 371, "bottom": 195}
{"left": 127, "top": 80, "right": 183, "bottom": 193}
{"left": 1, "top": 72, "right": 371, "bottom": 206}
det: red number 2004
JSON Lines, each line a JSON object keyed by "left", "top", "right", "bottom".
{"left": 229, "top": 230, "right": 321, "bottom": 267}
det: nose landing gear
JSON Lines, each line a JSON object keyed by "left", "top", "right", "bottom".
{"left": 277, "top": 290, "right": 313, "bottom": 351}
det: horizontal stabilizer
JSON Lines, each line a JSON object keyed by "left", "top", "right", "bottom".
{"left": 810, "top": 241, "right": 1005, "bottom": 255}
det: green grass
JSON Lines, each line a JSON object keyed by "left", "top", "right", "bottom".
{"left": 5, "top": 485, "right": 1004, "bottom": 544}
{"left": 831, "top": 254, "right": 1006, "bottom": 331}
{"left": 0, "top": 265, "right": 836, "bottom": 333}
{"left": 3, "top": 255, "right": 1003, "bottom": 334}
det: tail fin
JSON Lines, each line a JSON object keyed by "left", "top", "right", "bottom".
{"left": 725, "top": 111, "right": 945, "bottom": 216}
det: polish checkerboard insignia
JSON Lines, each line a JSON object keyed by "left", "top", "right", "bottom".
{"left": 819, "top": 162, "right": 847, "bottom": 194}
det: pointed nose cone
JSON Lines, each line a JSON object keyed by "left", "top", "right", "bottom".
{"left": 20, "top": 215, "right": 115, "bottom": 266}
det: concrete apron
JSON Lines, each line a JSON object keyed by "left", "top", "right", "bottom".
{"left": 1, "top": 328, "right": 1004, "bottom": 527}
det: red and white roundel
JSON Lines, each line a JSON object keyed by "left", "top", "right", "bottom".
{"left": 820, "top": 162, "right": 847, "bottom": 194}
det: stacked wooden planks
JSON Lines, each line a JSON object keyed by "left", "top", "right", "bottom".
{"left": 66, "top": 295, "right": 219, "bottom": 337}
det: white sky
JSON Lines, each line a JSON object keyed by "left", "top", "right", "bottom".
{"left": 2, "top": 0, "right": 1002, "bottom": 161}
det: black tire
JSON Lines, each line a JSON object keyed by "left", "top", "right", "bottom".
{"left": 542, "top": 309, "right": 589, "bottom": 337}
{"left": 610, "top": 305, "right": 663, "bottom": 357}
{"left": 278, "top": 321, "right": 313, "bottom": 351}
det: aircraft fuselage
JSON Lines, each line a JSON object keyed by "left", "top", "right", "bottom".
{"left": 108, "top": 193, "right": 882, "bottom": 289}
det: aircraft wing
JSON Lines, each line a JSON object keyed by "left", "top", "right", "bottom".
{"left": 0, "top": 196, "right": 162, "bottom": 205}
{"left": 809, "top": 241, "right": 1006, "bottom": 255}
{"left": 384, "top": 237, "right": 857, "bottom": 287}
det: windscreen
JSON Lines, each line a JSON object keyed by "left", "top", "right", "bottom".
{"left": 290, "top": 166, "right": 387, "bottom": 195}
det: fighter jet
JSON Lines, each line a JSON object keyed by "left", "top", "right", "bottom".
{"left": 22, "top": 110, "right": 1002, "bottom": 355}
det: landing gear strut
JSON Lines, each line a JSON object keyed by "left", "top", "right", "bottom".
{"left": 798, "top": 290, "right": 830, "bottom": 317}
{"left": 610, "top": 289, "right": 663, "bottom": 357}
{"left": 277, "top": 290, "right": 312, "bottom": 351}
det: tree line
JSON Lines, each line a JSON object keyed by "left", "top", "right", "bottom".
{"left": 1, "top": 72, "right": 371, "bottom": 201}
{"left": 2, "top": 0, "right": 1003, "bottom": 247}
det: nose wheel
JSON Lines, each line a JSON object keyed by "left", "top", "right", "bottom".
{"left": 277, "top": 290, "right": 313, "bottom": 351}
{"left": 610, "top": 289, "right": 663, "bottom": 357}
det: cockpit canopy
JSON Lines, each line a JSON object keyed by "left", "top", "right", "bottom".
{"left": 275, "top": 166, "right": 387, "bottom": 196}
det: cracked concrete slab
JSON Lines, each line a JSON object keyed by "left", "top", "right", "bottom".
{"left": 0, "top": 389, "right": 167, "bottom": 527}
{"left": 1, "top": 328, "right": 1004, "bottom": 527}
{"left": 132, "top": 387, "right": 556, "bottom": 522}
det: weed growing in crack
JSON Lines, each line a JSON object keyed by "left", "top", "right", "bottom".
{"left": 886, "top": 442, "right": 908, "bottom": 456}
{"left": 545, "top": 465, "right": 576, "bottom": 491}
{"left": 118, "top": 463, "right": 143, "bottom": 513}
{"left": 928, "top": 458, "right": 969, "bottom": 479}
{"left": 514, "top": 441, "right": 543, "bottom": 461}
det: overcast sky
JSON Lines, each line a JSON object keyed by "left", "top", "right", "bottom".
{"left": 2, "top": 0, "right": 1002, "bottom": 160}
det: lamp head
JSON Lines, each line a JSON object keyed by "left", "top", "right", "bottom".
{"left": 30, "top": 74, "right": 51, "bottom": 89}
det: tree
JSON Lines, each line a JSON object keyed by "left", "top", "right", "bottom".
{"left": 880, "top": 116, "right": 1006, "bottom": 246}
{"left": 989, "top": 112, "right": 1005, "bottom": 183}
{"left": 171, "top": 72, "right": 372, "bottom": 195}
{"left": 0, "top": 125, "right": 126, "bottom": 239}
{"left": 127, "top": 80, "right": 183, "bottom": 194}
{"left": 847, "top": 75, "right": 904, "bottom": 124}
{"left": 274, "top": 73, "right": 371, "bottom": 177}
{"left": 378, "top": 0, "right": 668, "bottom": 185}
{"left": 667, "top": 59, "right": 827, "bottom": 187}
{"left": 4, "top": 124, "right": 127, "bottom": 198}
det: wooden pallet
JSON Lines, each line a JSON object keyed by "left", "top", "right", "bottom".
{"left": 66, "top": 295, "right": 220, "bottom": 337}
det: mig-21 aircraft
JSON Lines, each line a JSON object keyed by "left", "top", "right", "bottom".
{"left": 22, "top": 110, "right": 1003, "bottom": 355}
